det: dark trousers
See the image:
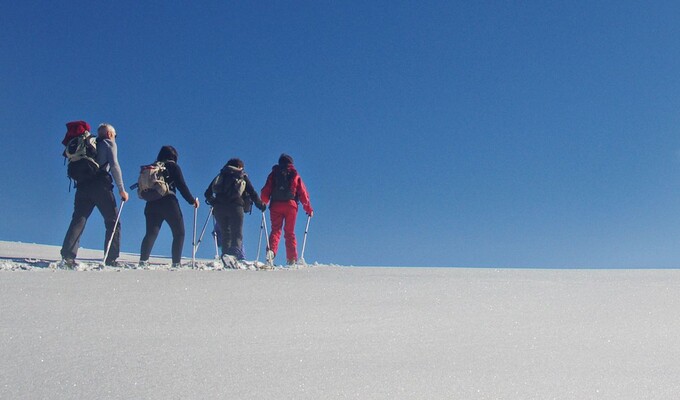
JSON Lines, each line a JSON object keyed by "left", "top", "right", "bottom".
{"left": 61, "top": 177, "right": 121, "bottom": 263}
{"left": 140, "top": 195, "right": 185, "bottom": 264}
{"left": 214, "top": 205, "right": 245, "bottom": 259}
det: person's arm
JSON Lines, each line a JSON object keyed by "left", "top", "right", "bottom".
{"left": 102, "top": 140, "right": 128, "bottom": 201}
{"left": 204, "top": 175, "right": 218, "bottom": 205}
{"left": 260, "top": 172, "right": 274, "bottom": 205}
{"left": 168, "top": 163, "right": 197, "bottom": 206}
{"left": 296, "top": 176, "right": 313, "bottom": 216}
{"left": 244, "top": 175, "right": 266, "bottom": 211}
{"left": 204, "top": 185, "right": 213, "bottom": 204}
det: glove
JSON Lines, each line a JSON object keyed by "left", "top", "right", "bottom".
{"left": 306, "top": 210, "right": 314, "bottom": 217}
{"left": 205, "top": 197, "right": 214, "bottom": 206}
{"left": 257, "top": 202, "right": 267, "bottom": 212}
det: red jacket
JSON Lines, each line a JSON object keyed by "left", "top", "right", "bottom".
{"left": 261, "top": 164, "right": 313, "bottom": 215}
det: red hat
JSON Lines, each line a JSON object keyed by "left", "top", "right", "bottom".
{"left": 61, "top": 120, "right": 91, "bottom": 145}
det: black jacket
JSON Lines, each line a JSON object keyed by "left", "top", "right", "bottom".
{"left": 205, "top": 171, "right": 264, "bottom": 209}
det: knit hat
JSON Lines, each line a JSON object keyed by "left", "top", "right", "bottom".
{"left": 61, "top": 120, "right": 91, "bottom": 145}
{"left": 278, "top": 153, "right": 293, "bottom": 167}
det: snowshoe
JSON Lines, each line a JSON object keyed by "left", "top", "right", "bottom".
{"left": 221, "top": 254, "right": 238, "bottom": 269}
{"left": 59, "top": 258, "right": 77, "bottom": 270}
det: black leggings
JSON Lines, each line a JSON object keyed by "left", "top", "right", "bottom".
{"left": 140, "top": 195, "right": 185, "bottom": 264}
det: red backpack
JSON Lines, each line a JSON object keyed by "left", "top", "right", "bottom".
{"left": 62, "top": 121, "right": 99, "bottom": 185}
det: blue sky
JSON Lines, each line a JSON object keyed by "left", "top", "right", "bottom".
{"left": 2, "top": 1, "right": 680, "bottom": 267}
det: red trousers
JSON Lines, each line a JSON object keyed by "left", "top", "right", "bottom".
{"left": 268, "top": 201, "right": 298, "bottom": 262}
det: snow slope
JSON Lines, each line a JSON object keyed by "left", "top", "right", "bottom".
{"left": 0, "top": 240, "right": 295, "bottom": 271}
{"left": 1, "top": 241, "right": 679, "bottom": 399}
{"left": 0, "top": 240, "right": 182, "bottom": 270}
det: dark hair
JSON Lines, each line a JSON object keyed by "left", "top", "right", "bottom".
{"left": 227, "top": 158, "right": 244, "bottom": 168}
{"left": 157, "top": 145, "right": 178, "bottom": 162}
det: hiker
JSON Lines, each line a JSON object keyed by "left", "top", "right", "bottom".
{"left": 260, "top": 154, "right": 313, "bottom": 265}
{"left": 60, "top": 122, "right": 129, "bottom": 268}
{"left": 205, "top": 158, "right": 266, "bottom": 268}
{"left": 138, "top": 145, "right": 199, "bottom": 268}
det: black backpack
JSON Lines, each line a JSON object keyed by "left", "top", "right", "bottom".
{"left": 211, "top": 168, "right": 255, "bottom": 212}
{"left": 64, "top": 132, "right": 99, "bottom": 185}
{"left": 211, "top": 168, "right": 246, "bottom": 199}
{"left": 271, "top": 168, "right": 296, "bottom": 201}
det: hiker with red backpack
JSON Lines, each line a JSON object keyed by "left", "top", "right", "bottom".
{"left": 260, "top": 154, "right": 313, "bottom": 266}
{"left": 137, "top": 145, "right": 199, "bottom": 268}
{"left": 60, "top": 122, "right": 129, "bottom": 268}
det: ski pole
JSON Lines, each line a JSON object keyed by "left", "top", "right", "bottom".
{"left": 256, "top": 211, "right": 265, "bottom": 262}
{"left": 191, "top": 198, "right": 198, "bottom": 268}
{"left": 194, "top": 207, "right": 214, "bottom": 254}
{"left": 262, "top": 211, "right": 273, "bottom": 265}
{"left": 103, "top": 199, "right": 126, "bottom": 264}
{"left": 300, "top": 215, "right": 311, "bottom": 264}
{"left": 212, "top": 216, "right": 219, "bottom": 259}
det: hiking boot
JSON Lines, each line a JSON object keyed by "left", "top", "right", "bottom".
{"left": 60, "top": 258, "right": 77, "bottom": 270}
{"left": 287, "top": 259, "right": 297, "bottom": 266}
{"left": 266, "top": 250, "right": 275, "bottom": 266}
{"left": 104, "top": 259, "right": 121, "bottom": 267}
{"left": 171, "top": 263, "right": 182, "bottom": 269}
{"left": 221, "top": 254, "right": 238, "bottom": 269}
{"left": 138, "top": 260, "right": 150, "bottom": 269}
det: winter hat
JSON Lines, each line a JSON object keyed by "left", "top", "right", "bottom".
{"left": 278, "top": 153, "right": 293, "bottom": 167}
{"left": 61, "top": 120, "right": 91, "bottom": 145}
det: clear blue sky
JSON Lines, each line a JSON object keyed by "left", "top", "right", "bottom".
{"left": 2, "top": 1, "right": 680, "bottom": 267}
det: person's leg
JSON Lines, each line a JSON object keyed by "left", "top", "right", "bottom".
{"left": 214, "top": 207, "right": 239, "bottom": 268}
{"left": 268, "top": 203, "right": 285, "bottom": 258}
{"left": 93, "top": 187, "right": 121, "bottom": 264}
{"left": 140, "top": 203, "right": 164, "bottom": 262}
{"left": 61, "top": 188, "right": 96, "bottom": 260}
{"left": 164, "top": 198, "right": 186, "bottom": 265}
{"left": 225, "top": 206, "right": 245, "bottom": 259}
{"left": 282, "top": 205, "right": 299, "bottom": 263}
{"left": 213, "top": 207, "right": 231, "bottom": 255}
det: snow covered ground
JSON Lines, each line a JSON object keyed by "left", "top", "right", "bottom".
{"left": 1, "top": 241, "right": 679, "bottom": 399}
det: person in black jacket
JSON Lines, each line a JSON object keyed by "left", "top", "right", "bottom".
{"left": 205, "top": 158, "right": 266, "bottom": 268}
{"left": 139, "top": 145, "right": 199, "bottom": 268}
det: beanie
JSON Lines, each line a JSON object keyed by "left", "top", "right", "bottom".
{"left": 278, "top": 153, "right": 293, "bottom": 167}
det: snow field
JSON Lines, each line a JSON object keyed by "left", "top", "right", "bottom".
{"left": 2, "top": 261, "right": 680, "bottom": 399}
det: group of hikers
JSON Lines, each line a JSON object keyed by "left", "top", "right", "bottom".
{"left": 59, "top": 121, "right": 313, "bottom": 269}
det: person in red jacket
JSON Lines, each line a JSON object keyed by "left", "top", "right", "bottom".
{"left": 261, "top": 154, "right": 313, "bottom": 265}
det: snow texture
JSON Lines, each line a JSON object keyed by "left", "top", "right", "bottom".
{"left": 1, "top": 241, "right": 679, "bottom": 399}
